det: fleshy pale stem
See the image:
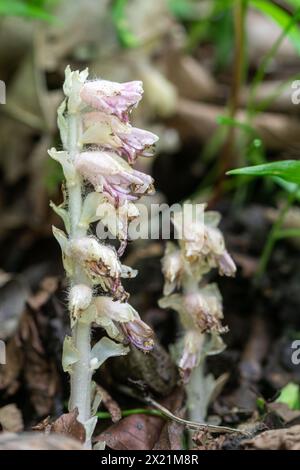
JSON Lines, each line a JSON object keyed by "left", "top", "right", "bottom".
{"left": 67, "top": 112, "right": 92, "bottom": 447}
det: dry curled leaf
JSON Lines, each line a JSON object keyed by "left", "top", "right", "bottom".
{"left": 192, "top": 429, "right": 226, "bottom": 451}
{"left": 243, "top": 425, "right": 300, "bottom": 450}
{"left": 20, "top": 310, "right": 59, "bottom": 417}
{"left": 51, "top": 408, "right": 86, "bottom": 443}
{"left": 267, "top": 403, "right": 300, "bottom": 426}
{"left": 32, "top": 416, "right": 52, "bottom": 434}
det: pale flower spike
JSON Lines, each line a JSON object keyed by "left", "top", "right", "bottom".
{"left": 49, "top": 67, "right": 158, "bottom": 448}
{"left": 159, "top": 206, "right": 236, "bottom": 408}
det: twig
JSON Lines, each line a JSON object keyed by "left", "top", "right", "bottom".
{"left": 145, "top": 396, "right": 250, "bottom": 436}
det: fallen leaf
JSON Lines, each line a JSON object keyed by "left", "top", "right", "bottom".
{"left": 20, "top": 310, "right": 59, "bottom": 416}
{"left": 243, "top": 425, "right": 300, "bottom": 450}
{"left": 94, "top": 387, "right": 184, "bottom": 450}
{"left": 32, "top": 416, "right": 52, "bottom": 433}
{"left": 94, "top": 413, "right": 165, "bottom": 450}
{"left": 51, "top": 408, "right": 86, "bottom": 443}
{"left": 193, "top": 429, "right": 226, "bottom": 450}
{"left": 267, "top": 402, "right": 300, "bottom": 425}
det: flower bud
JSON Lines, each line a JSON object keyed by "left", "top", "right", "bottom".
{"left": 217, "top": 250, "right": 236, "bottom": 277}
{"left": 63, "top": 65, "right": 89, "bottom": 113}
{"left": 69, "top": 284, "right": 93, "bottom": 320}
{"left": 161, "top": 242, "right": 183, "bottom": 295}
{"left": 179, "top": 330, "right": 204, "bottom": 383}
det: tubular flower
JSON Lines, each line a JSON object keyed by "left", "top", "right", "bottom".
{"left": 68, "top": 237, "right": 136, "bottom": 301}
{"left": 94, "top": 296, "right": 154, "bottom": 352}
{"left": 82, "top": 112, "right": 158, "bottom": 164}
{"left": 161, "top": 242, "right": 184, "bottom": 295}
{"left": 173, "top": 207, "right": 236, "bottom": 277}
{"left": 182, "top": 285, "right": 228, "bottom": 335}
{"left": 159, "top": 284, "right": 227, "bottom": 335}
{"left": 80, "top": 80, "right": 143, "bottom": 122}
{"left": 179, "top": 331, "right": 205, "bottom": 383}
{"left": 75, "top": 151, "right": 154, "bottom": 205}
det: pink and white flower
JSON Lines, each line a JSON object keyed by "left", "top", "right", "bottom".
{"left": 80, "top": 80, "right": 143, "bottom": 122}
{"left": 82, "top": 112, "right": 158, "bottom": 164}
{"left": 94, "top": 296, "right": 154, "bottom": 352}
{"left": 75, "top": 151, "right": 154, "bottom": 204}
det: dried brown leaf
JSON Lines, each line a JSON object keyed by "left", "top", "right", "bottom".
{"left": 51, "top": 408, "right": 86, "bottom": 443}
{"left": 95, "top": 387, "right": 185, "bottom": 450}
{"left": 243, "top": 425, "right": 300, "bottom": 450}
{"left": 267, "top": 403, "right": 300, "bottom": 425}
{"left": 95, "top": 413, "right": 165, "bottom": 450}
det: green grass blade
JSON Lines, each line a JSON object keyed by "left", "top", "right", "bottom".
{"left": 227, "top": 160, "right": 300, "bottom": 184}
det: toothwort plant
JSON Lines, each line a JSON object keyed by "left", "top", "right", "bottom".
{"left": 49, "top": 67, "right": 158, "bottom": 448}
{"left": 159, "top": 206, "right": 236, "bottom": 421}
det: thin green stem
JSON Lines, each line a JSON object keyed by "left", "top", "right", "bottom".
{"left": 96, "top": 408, "right": 166, "bottom": 420}
{"left": 216, "top": 0, "right": 247, "bottom": 193}
{"left": 274, "top": 228, "right": 300, "bottom": 240}
{"left": 256, "top": 191, "right": 297, "bottom": 279}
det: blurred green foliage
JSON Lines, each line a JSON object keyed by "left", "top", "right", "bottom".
{"left": 0, "top": 0, "right": 58, "bottom": 21}
{"left": 111, "top": 0, "right": 140, "bottom": 48}
{"left": 276, "top": 383, "right": 300, "bottom": 410}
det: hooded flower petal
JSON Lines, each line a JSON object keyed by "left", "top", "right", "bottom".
{"left": 172, "top": 206, "right": 235, "bottom": 279}
{"left": 217, "top": 250, "right": 236, "bottom": 277}
{"left": 82, "top": 112, "right": 158, "bottom": 164}
{"left": 120, "top": 318, "right": 154, "bottom": 352}
{"left": 183, "top": 284, "right": 227, "bottom": 335}
{"left": 161, "top": 242, "right": 184, "bottom": 295}
{"left": 117, "top": 126, "right": 158, "bottom": 164}
{"left": 63, "top": 65, "right": 89, "bottom": 113}
{"left": 68, "top": 237, "right": 130, "bottom": 301}
{"left": 96, "top": 199, "right": 139, "bottom": 243}
{"left": 159, "top": 284, "right": 227, "bottom": 335}
{"left": 75, "top": 151, "right": 154, "bottom": 204}
{"left": 80, "top": 80, "right": 143, "bottom": 121}
{"left": 94, "top": 297, "right": 154, "bottom": 352}
{"left": 179, "top": 330, "right": 204, "bottom": 383}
